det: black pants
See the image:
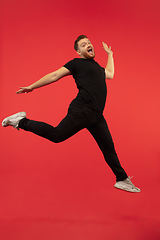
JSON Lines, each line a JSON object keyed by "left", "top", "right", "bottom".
{"left": 19, "top": 106, "right": 128, "bottom": 181}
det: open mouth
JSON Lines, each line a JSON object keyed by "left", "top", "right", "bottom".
{"left": 87, "top": 48, "right": 94, "bottom": 54}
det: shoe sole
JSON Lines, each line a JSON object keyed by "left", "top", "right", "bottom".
{"left": 114, "top": 183, "right": 141, "bottom": 193}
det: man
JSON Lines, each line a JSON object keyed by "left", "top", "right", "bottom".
{"left": 2, "top": 35, "right": 140, "bottom": 193}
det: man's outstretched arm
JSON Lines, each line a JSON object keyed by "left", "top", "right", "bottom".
{"left": 16, "top": 67, "right": 71, "bottom": 94}
{"left": 102, "top": 42, "right": 114, "bottom": 79}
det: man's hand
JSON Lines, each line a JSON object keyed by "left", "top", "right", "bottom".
{"left": 16, "top": 86, "right": 33, "bottom": 94}
{"left": 102, "top": 42, "right": 114, "bottom": 79}
{"left": 102, "top": 42, "right": 113, "bottom": 55}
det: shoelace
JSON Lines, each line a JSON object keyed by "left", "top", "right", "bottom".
{"left": 128, "top": 176, "right": 133, "bottom": 180}
{"left": 128, "top": 176, "right": 140, "bottom": 190}
{"left": 127, "top": 176, "right": 135, "bottom": 187}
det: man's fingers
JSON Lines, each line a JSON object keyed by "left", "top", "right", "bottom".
{"left": 16, "top": 90, "right": 23, "bottom": 94}
{"left": 102, "top": 42, "right": 110, "bottom": 51}
{"left": 16, "top": 87, "right": 25, "bottom": 94}
{"left": 16, "top": 86, "right": 32, "bottom": 94}
{"left": 102, "top": 42, "right": 107, "bottom": 47}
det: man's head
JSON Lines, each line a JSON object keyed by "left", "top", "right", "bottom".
{"left": 74, "top": 35, "right": 95, "bottom": 59}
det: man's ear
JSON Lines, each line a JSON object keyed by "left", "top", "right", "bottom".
{"left": 76, "top": 50, "right": 81, "bottom": 56}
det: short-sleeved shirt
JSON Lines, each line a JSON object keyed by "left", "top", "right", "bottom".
{"left": 63, "top": 58, "right": 107, "bottom": 112}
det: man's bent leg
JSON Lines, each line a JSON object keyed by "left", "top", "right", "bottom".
{"left": 19, "top": 113, "right": 85, "bottom": 143}
{"left": 87, "top": 114, "right": 128, "bottom": 181}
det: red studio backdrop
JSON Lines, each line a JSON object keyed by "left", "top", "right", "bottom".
{"left": 0, "top": 0, "right": 160, "bottom": 239}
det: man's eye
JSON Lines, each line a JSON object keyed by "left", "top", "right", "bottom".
{"left": 81, "top": 43, "right": 86, "bottom": 47}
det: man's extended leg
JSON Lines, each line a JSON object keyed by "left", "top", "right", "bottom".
{"left": 87, "top": 114, "right": 128, "bottom": 181}
{"left": 87, "top": 114, "right": 140, "bottom": 192}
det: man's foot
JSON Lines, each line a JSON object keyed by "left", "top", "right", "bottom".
{"left": 2, "top": 112, "right": 26, "bottom": 130}
{"left": 114, "top": 177, "right": 140, "bottom": 193}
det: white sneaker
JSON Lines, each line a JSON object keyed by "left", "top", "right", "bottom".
{"left": 2, "top": 112, "right": 26, "bottom": 130}
{"left": 114, "top": 176, "right": 140, "bottom": 193}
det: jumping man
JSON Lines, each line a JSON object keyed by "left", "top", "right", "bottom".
{"left": 2, "top": 35, "right": 140, "bottom": 193}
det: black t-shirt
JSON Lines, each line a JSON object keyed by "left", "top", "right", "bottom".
{"left": 63, "top": 58, "right": 107, "bottom": 112}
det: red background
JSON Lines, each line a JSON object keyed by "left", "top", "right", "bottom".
{"left": 0, "top": 0, "right": 160, "bottom": 239}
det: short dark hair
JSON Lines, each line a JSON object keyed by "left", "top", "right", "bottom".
{"left": 74, "top": 35, "right": 88, "bottom": 51}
